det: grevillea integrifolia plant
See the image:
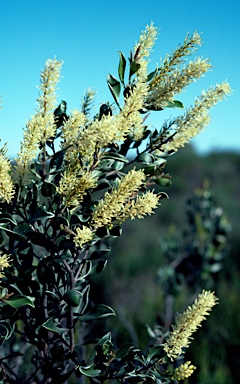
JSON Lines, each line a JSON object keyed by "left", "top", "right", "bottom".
{"left": 0, "top": 23, "right": 230, "bottom": 383}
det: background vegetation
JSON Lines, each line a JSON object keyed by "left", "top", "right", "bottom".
{"left": 92, "top": 146, "right": 240, "bottom": 384}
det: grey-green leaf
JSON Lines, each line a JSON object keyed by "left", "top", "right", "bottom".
{"left": 80, "top": 304, "right": 115, "bottom": 322}
{"left": 0, "top": 322, "right": 14, "bottom": 340}
{"left": 107, "top": 74, "right": 121, "bottom": 103}
{"left": 129, "top": 61, "right": 140, "bottom": 78}
{"left": 41, "top": 182, "right": 56, "bottom": 197}
{"left": 42, "top": 317, "right": 68, "bottom": 334}
{"left": 137, "top": 153, "right": 154, "bottom": 164}
{"left": 147, "top": 69, "right": 158, "bottom": 83}
{"left": 5, "top": 295, "right": 35, "bottom": 309}
{"left": 79, "top": 364, "right": 101, "bottom": 377}
{"left": 29, "top": 207, "right": 54, "bottom": 222}
{"left": 164, "top": 100, "right": 184, "bottom": 109}
{"left": 118, "top": 51, "right": 126, "bottom": 84}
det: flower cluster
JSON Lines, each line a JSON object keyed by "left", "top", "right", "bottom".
{"left": 13, "top": 59, "right": 63, "bottom": 184}
{"left": 91, "top": 169, "right": 146, "bottom": 229}
{"left": 73, "top": 226, "right": 94, "bottom": 248}
{"left": 60, "top": 110, "right": 87, "bottom": 160}
{"left": 37, "top": 58, "right": 63, "bottom": 116}
{"left": 118, "top": 191, "right": 160, "bottom": 222}
{"left": 147, "top": 58, "right": 211, "bottom": 109}
{"left": 160, "top": 81, "right": 231, "bottom": 152}
{"left": 0, "top": 145, "right": 15, "bottom": 203}
{"left": 0, "top": 252, "right": 12, "bottom": 279}
{"left": 163, "top": 290, "right": 218, "bottom": 360}
{"left": 57, "top": 168, "right": 97, "bottom": 208}
{"left": 171, "top": 361, "right": 196, "bottom": 381}
{"left": 150, "top": 31, "right": 202, "bottom": 87}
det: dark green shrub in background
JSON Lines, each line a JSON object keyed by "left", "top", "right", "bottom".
{"left": 0, "top": 23, "right": 231, "bottom": 383}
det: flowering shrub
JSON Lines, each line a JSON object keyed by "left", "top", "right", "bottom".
{"left": 0, "top": 23, "right": 230, "bottom": 383}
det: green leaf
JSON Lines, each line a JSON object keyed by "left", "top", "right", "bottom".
{"left": 102, "top": 151, "right": 129, "bottom": 163}
{"left": 80, "top": 304, "right": 115, "bottom": 322}
{"left": 107, "top": 74, "right": 121, "bottom": 104}
{"left": 41, "top": 182, "right": 56, "bottom": 197}
{"left": 118, "top": 51, "right": 126, "bottom": 84}
{"left": 89, "top": 248, "right": 111, "bottom": 260}
{"left": 137, "top": 153, "right": 154, "bottom": 164}
{"left": 63, "top": 290, "right": 82, "bottom": 307}
{"left": 112, "top": 161, "right": 124, "bottom": 171}
{"left": 42, "top": 317, "right": 68, "bottom": 334}
{"left": 164, "top": 100, "right": 184, "bottom": 109}
{"left": 29, "top": 207, "right": 54, "bottom": 222}
{"left": 96, "top": 331, "right": 112, "bottom": 345}
{"left": 78, "top": 364, "right": 101, "bottom": 377}
{"left": 145, "top": 324, "right": 158, "bottom": 339}
{"left": 91, "top": 170, "right": 103, "bottom": 178}
{"left": 0, "top": 225, "right": 27, "bottom": 240}
{"left": 143, "top": 165, "right": 157, "bottom": 176}
{"left": 79, "top": 284, "right": 90, "bottom": 314}
{"left": 129, "top": 61, "right": 141, "bottom": 77}
{"left": 0, "top": 322, "right": 14, "bottom": 340}
{"left": 116, "top": 342, "right": 134, "bottom": 358}
{"left": 153, "top": 158, "right": 167, "bottom": 167}
{"left": 154, "top": 177, "right": 172, "bottom": 187}
{"left": 98, "top": 159, "right": 114, "bottom": 171}
{"left": 5, "top": 295, "right": 35, "bottom": 309}
{"left": 147, "top": 68, "right": 158, "bottom": 82}
{"left": 147, "top": 345, "right": 163, "bottom": 361}
{"left": 0, "top": 287, "right": 8, "bottom": 299}
{"left": 89, "top": 260, "right": 108, "bottom": 275}
{"left": 0, "top": 213, "right": 17, "bottom": 226}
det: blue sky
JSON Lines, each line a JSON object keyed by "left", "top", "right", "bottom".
{"left": 0, "top": 0, "right": 239, "bottom": 157}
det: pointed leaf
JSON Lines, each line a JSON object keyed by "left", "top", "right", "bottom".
{"left": 29, "top": 207, "right": 54, "bottom": 222}
{"left": 42, "top": 317, "right": 68, "bottom": 334}
{"left": 97, "top": 332, "right": 112, "bottom": 345}
{"left": 0, "top": 322, "right": 14, "bottom": 340}
{"left": 147, "top": 345, "right": 163, "bottom": 361}
{"left": 80, "top": 304, "right": 115, "bottom": 322}
{"left": 118, "top": 51, "right": 126, "bottom": 84}
{"left": 79, "top": 364, "right": 101, "bottom": 377}
{"left": 0, "top": 225, "right": 27, "bottom": 240}
{"left": 78, "top": 284, "right": 90, "bottom": 314}
{"left": 102, "top": 151, "right": 128, "bottom": 163}
{"left": 129, "top": 61, "right": 140, "bottom": 77}
{"left": 154, "top": 177, "right": 172, "bottom": 187}
{"left": 137, "top": 153, "right": 154, "bottom": 164}
{"left": 88, "top": 260, "right": 108, "bottom": 275}
{"left": 116, "top": 342, "right": 134, "bottom": 358}
{"left": 107, "top": 74, "right": 121, "bottom": 104}
{"left": 41, "top": 182, "right": 56, "bottom": 197}
{"left": 0, "top": 213, "right": 17, "bottom": 226}
{"left": 164, "top": 100, "right": 184, "bottom": 109}
{"left": 5, "top": 295, "right": 35, "bottom": 309}
{"left": 89, "top": 248, "right": 111, "bottom": 260}
{"left": 147, "top": 69, "right": 158, "bottom": 82}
